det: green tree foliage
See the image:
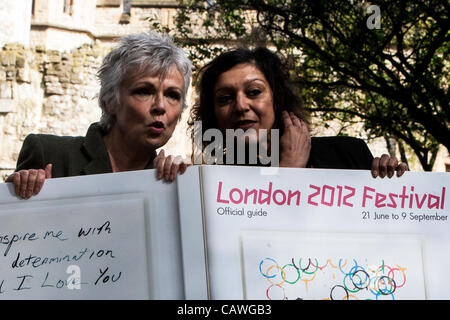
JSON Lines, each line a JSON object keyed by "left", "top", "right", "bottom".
{"left": 153, "top": 0, "right": 449, "bottom": 170}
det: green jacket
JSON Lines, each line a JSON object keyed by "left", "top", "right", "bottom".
{"left": 15, "top": 122, "right": 155, "bottom": 178}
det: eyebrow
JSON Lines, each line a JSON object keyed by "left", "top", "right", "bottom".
{"left": 132, "top": 80, "right": 183, "bottom": 91}
{"left": 214, "top": 78, "right": 267, "bottom": 93}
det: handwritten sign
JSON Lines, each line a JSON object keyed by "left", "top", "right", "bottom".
{"left": 187, "top": 166, "right": 450, "bottom": 300}
{"left": 0, "top": 195, "right": 148, "bottom": 299}
{"left": 0, "top": 170, "right": 185, "bottom": 299}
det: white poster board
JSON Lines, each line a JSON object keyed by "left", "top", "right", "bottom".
{"left": 192, "top": 166, "right": 449, "bottom": 300}
{"left": 1, "top": 165, "right": 448, "bottom": 300}
{"left": 0, "top": 169, "right": 187, "bottom": 299}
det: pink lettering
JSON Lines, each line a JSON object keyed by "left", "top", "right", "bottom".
{"left": 415, "top": 193, "right": 427, "bottom": 209}
{"left": 308, "top": 185, "right": 320, "bottom": 206}
{"left": 387, "top": 193, "right": 398, "bottom": 208}
{"left": 343, "top": 186, "right": 355, "bottom": 207}
{"left": 217, "top": 181, "right": 229, "bottom": 204}
{"left": 258, "top": 182, "right": 273, "bottom": 205}
{"left": 287, "top": 190, "right": 301, "bottom": 206}
{"left": 230, "top": 188, "right": 243, "bottom": 204}
{"left": 399, "top": 186, "right": 408, "bottom": 208}
{"left": 362, "top": 186, "right": 375, "bottom": 207}
{"left": 428, "top": 194, "right": 440, "bottom": 209}
{"left": 244, "top": 188, "right": 257, "bottom": 205}
{"left": 273, "top": 189, "right": 287, "bottom": 206}
{"left": 321, "top": 185, "right": 335, "bottom": 207}
{"left": 375, "top": 193, "right": 386, "bottom": 208}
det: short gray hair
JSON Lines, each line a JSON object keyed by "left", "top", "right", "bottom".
{"left": 97, "top": 31, "right": 192, "bottom": 132}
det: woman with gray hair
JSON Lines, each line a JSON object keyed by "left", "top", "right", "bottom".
{"left": 7, "top": 31, "right": 191, "bottom": 198}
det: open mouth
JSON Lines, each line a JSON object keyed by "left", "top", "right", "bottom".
{"left": 148, "top": 121, "right": 165, "bottom": 133}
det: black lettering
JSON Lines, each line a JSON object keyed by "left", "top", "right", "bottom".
{"left": 14, "top": 275, "right": 33, "bottom": 291}
{"left": 41, "top": 272, "right": 54, "bottom": 288}
{"left": 111, "top": 272, "right": 122, "bottom": 282}
{"left": 78, "top": 221, "right": 112, "bottom": 238}
{"left": 11, "top": 252, "right": 21, "bottom": 268}
{"left": 43, "top": 230, "right": 68, "bottom": 241}
{"left": 94, "top": 267, "right": 108, "bottom": 285}
{"left": 4, "top": 234, "right": 20, "bottom": 257}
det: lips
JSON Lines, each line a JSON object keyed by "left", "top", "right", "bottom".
{"left": 234, "top": 119, "right": 257, "bottom": 130}
{"left": 148, "top": 121, "right": 165, "bottom": 134}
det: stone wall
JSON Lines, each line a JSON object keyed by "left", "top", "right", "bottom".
{"left": 0, "top": 43, "right": 104, "bottom": 179}
{"left": 0, "top": 41, "right": 192, "bottom": 180}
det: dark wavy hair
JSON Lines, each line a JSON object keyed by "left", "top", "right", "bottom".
{"left": 188, "top": 47, "right": 308, "bottom": 147}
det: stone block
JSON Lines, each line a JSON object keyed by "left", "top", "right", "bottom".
{"left": 0, "top": 81, "right": 13, "bottom": 99}
{"left": 0, "top": 98, "right": 15, "bottom": 113}
{"left": 16, "top": 68, "right": 31, "bottom": 83}
{"left": 1, "top": 51, "right": 16, "bottom": 66}
{"left": 44, "top": 75, "right": 59, "bottom": 83}
{"left": 5, "top": 67, "right": 15, "bottom": 80}
{"left": 45, "top": 83, "right": 64, "bottom": 95}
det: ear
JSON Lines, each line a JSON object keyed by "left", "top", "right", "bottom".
{"left": 104, "top": 98, "right": 119, "bottom": 115}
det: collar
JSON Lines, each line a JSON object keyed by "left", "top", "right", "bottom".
{"left": 81, "top": 122, "right": 157, "bottom": 174}
{"left": 81, "top": 122, "right": 113, "bottom": 175}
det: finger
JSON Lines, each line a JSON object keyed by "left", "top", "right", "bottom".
{"left": 371, "top": 157, "right": 380, "bottom": 178}
{"left": 387, "top": 156, "right": 398, "bottom": 178}
{"left": 396, "top": 162, "right": 409, "bottom": 177}
{"left": 301, "top": 120, "right": 311, "bottom": 142}
{"left": 11, "top": 173, "right": 21, "bottom": 196}
{"left": 26, "top": 169, "right": 38, "bottom": 198}
{"left": 154, "top": 150, "right": 165, "bottom": 180}
{"left": 378, "top": 154, "right": 390, "bottom": 178}
{"left": 163, "top": 155, "right": 173, "bottom": 181}
{"left": 45, "top": 163, "right": 52, "bottom": 179}
{"left": 169, "top": 161, "right": 180, "bottom": 182}
{"left": 289, "top": 112, "right": 302, "bottom": 128}
{"left": 34, "top": 169, "right": 46, "bottom": 195}
{"left": 179, "top": 162, "right": 188, "bottom": 175}
{"left": 169, "top": 156, "right": 183, "bottom": 181}
{"left": 282, "top": 111, "right": 293, "bottom": 128}
{"left": 19, "top": 171, "right": 30, "bottom": 198}
{"left": 5, "top": 173, "right": 14, "bottom": 183}
{"left": 5, "top": 173, "right": 14, "bottom": 182}
{"left": 153, "top": 149, "right": 165, "bottom": 165}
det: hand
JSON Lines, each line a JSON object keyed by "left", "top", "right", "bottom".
{"left": 153, "top": 149, "right": 191, "bottom": 182}
{"left": 371, "top": 154, "right": 408, "bottom": 178}
{"left": 5, "top": 163, "right": 52, "bottom": 199}
{"left": 279, "top": 111, "right": 311, "bottom": 168}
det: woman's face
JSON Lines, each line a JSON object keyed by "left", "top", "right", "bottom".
{"left": 213, "top": 63, "right": 275, "bottom": 139}
{"left": 113, "top": 65, "right": 184, "bottom": 151}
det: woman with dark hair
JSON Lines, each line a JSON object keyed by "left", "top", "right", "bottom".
{"left": 7, "top": 31, "right": 191, "bottom": 198}
{"left": 189, "top": 47, "right": 407, "bottom": 175}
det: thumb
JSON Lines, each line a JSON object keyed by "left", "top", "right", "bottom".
{"left": 5, "top": 172, "right": 15, "bottom": 183}
{"left": 45, "top": 163, "right": 52, "bottom": 178}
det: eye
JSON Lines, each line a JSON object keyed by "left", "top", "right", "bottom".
{"left": 247, "top": 88, "right": 262, "bottom": 97}
{"left": 215, "top": 94, "right": 234, "bottom": 105}
{"left": 132, "top": 87, "right": 152, "bottom": 96}
{"left": 166, "top": 90, "right": 181, "bottom": 102}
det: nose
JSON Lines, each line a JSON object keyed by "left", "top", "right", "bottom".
{"left": 150, "top": 92, "right": 165, "bottom": 115}
{"left": 234, "top": 91, "right": 250, "bottom": 113}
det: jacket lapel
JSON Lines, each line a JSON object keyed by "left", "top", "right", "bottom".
{"left": 80, "top": 123, "right": 113, "bottom": 175}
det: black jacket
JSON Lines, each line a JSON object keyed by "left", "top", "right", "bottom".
{"left": 15, "top": 122, "right": 156, "bottom": 178}
{"left": 307, "top": 136, "right": 374, "bottom": 170}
